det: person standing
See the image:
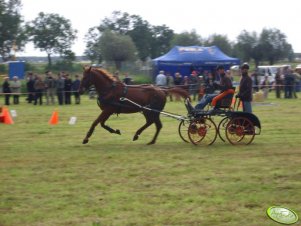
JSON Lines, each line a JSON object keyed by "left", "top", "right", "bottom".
{"left": 275, "top": 68, "right": 282, "bottom": 98}
{"left": 173, "top": 72, "right": 182, "bottom": 101}
{"left": 34, "top": 75, "right": 45, "bottom": 105}
{"left": 182, "top": 76, "right": 190, "bottom": 93}
{"left": 26, "top": 72, "right": 36, "bottom": 103}
{"left": 44, "top": 71, "right": 56, "bottom": 105}
{"left": 165, "top": 72, "right": 174, "bottom": 101}
{"left": 64, "top": 74, "right": 72, "bottom": 104}
{"left": 2, "top": 77, "right": 11, "bottom": 105}
{"left": 284, "top": 67, "right": 294, "bottom": 99}
{"left": 56, "top": 73, "right": 65, "bottom": 105}
{"left": 251, "top": 69, "right": 259, "bottom": 92}
{"left": 204, "top": 72, "right": 215, "bottom": 95}
{"left": 260, "top": 75, "right": 270, "bottom": 99}
{"left": 174, "top": 72, "right": 182, "bottom": 86}
{"left": 189, "top": 71, "right": 199, "bottom": 101}
{"left": 10, "top": 76, "right": 21, "bottom": 104}
{"left": 122, "top": 72, "right": 133, "bottom": 85}
{"left": 72, "top": 75, "right": 81, "bottom": 104}
{"left": 236, "top": 63, "right": 253, "bottom": 113}
{"left": 292, "top": 69, "right": 300, "bottom": 98}
{"left": 155, "top": 70, "right": 167, "bottom": 87}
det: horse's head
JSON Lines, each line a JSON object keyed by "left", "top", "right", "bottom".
{"left": 79, "top": 66, "right": 119, "bottom": 95}
{"left": 79, "top": 66, "right": 93, "bottom": 94}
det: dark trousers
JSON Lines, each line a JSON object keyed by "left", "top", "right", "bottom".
{"left": 13, "top": 95, "right": 20, "bottom": 104}
{"left": 285, "top": 86, "right": 293, "bottom": 98}
{"left": 57, "top": 89, "right": 64, "bottom": 105}
{"left": 275, "top": 87, "right": 281, "bottom": 98}
{"left": 34, "top": 90, "right": 43, "bottom": 105}
{"left": 74, "top": 92, "right": 80, "bottom": 104}
{"left": 4, "top": 94, "right": 10, "bottom": 105}
{"left": 65, "top": 91, "right": 71, "bottom": 104}
{"left": 27, "top": 93, "right": 34, "bottom": 103}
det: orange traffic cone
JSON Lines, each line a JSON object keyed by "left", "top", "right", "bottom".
{"left": 49, "top": 110, "right": 59, "bottom": 125}
{"left": 0, "top": 107, "right": 14, "bottom": 124}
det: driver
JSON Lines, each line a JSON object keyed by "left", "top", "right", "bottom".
{"left": 194, "top": 65, "right": 233, "bottom": 110}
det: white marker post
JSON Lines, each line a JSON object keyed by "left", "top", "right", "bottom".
{"left": 69, "top": 116, "right": 77, "bottom": 125}
{"left": 10, "top": 110, "right": 17, "bottom": 118}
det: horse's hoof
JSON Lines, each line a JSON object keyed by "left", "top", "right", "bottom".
{"left": 147, "top": 141, "right": 155, "bottom": 145}
{"left": 83, "top": 139, "right": 89, "bottom": 144}
{"left": 133, "top": 135, "right": 139, "bottom": 141}
{"left": 116, "top": 129, "right": 121, "bottom": 135}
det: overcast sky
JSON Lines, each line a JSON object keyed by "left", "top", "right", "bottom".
{"left": 20, "top": 0, "right": 301, "bottom": 56}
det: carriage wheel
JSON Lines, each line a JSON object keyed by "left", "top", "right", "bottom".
{"left": 217, "top": 117, "right": 230, "bottom": 142}
{"left": 178, "top": 120, "right": 190, "bottom": 143}
{"left": 225, "top": 117, "right": 255, "bottom": 145}
{"left": 188, "top": 118, "right": 217, "bottom": 145}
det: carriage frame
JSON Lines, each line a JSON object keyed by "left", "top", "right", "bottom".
{"left": 178, "top": 96, "right": 261, "bottom": 145}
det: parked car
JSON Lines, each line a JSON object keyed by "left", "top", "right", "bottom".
{"left": 257, "top": 65, "right": 291, "bottom": 84}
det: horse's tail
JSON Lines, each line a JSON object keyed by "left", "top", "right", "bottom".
{"left": 162, "top": 87, "right": 191, "bottom": 101}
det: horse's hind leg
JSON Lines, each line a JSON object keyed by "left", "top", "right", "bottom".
{"left": 133, "top": 113, "right": 162, "bottom": 145}
{"left": 133, "top": 120, "right": 153, "bottom": 142}
{"left": 147, "top": 114, "right": 162, "bottom": 145}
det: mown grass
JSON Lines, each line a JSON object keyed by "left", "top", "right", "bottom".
{"left": 0, "top": 94, "right": 301, "bottom": 226}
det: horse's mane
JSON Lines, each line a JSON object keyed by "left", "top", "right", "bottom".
{"left": 93, "top": 68, "right": 117, "bottom": 82}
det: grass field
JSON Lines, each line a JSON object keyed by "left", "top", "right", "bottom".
{"left": 1, "top": 94, "right": 301, "bottom": 226}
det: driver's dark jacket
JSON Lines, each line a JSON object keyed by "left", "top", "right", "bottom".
{"left": 238, "top": 73, "right": 253, "bottom": 101}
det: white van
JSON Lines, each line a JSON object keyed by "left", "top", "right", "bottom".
{"left": 257, "top": 65, "right": 291, "bottom": 84}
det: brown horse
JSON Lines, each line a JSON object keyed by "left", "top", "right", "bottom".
{"left": 79, "top": 67, "right": 189, "bottom": 145}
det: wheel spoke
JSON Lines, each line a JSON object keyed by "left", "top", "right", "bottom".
{"left": 226, "top": 117, "right": 255, "bottom": 145}
{"left": 188, "top": 118, "right": 217, "bottom": 145}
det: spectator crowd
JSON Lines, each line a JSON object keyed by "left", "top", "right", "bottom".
{"left": 1, "top": 71, "right": 81, "bottom": 106}
{"left": 155, "top": 64, "right": 301, "bottom": 102}
{"left": 2, "top": 66, "right": 300, "bottom": 107}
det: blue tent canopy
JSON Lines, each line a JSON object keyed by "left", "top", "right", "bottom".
{"left": 152, "top": 46, "right": 240, "bottom": 77}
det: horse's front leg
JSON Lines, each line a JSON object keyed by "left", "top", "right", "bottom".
{"left": 83, "top": 113, "right": 102, "bottom": 144}
{"left": 100, "top": 112, "right": 121, "bottom": 135}
{"left": 82, "top": 111, "right": 120, "bottom": 144}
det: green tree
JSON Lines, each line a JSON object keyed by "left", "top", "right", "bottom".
{"left": 171, "top": 30, "right": 202, "bottom": 47}
{"left": 235, "top": 30, "right": 263, "bottom": 66}
{"left": 100, "top": 30, "right": 137, "bottom": 70}
{"left": 0, "top": 0, "right": 27, "bottom": 61}
{"left": 26, "top": 12, "right": 77, "bottom": 67}
{"left": 150, "top": 25, "right": 174, "bottom": 58}
{"left": 127, "top": 15, "right": 152, "bottom": 62}
{"left": 93, "top": 11, "right": 153, "bottom": 62}
{"left": 203, "top": 34, "right": 232, "bottom": 55}
{"left": 84, "top": 27, "right": 103, "bottom": 63}
{"left": 259, "top": 28, "right": 293, "bottom": 64}
{"left": 99, "top": 11, "right": 131, "bottom": 35}
{"left": 85, "top": 11, "right": 174, "bottom": 62}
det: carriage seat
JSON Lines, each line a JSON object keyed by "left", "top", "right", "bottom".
{"left": 211, "top": 88, "right": 235, "bottom": 110}
{"left": 185, "top": 98, "right": 195, "bottom": 115}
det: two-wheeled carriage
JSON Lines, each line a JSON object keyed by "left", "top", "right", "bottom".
{"left": 179, "top": 95, "right": 261, "bottom": 145}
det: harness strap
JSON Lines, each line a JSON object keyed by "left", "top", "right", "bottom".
{"left": 97, "top": 84, "right": 129, "bottom": 113}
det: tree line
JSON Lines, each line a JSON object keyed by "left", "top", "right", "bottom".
{"left": 0, "top": 0, "right": 295, "bottom": 70}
